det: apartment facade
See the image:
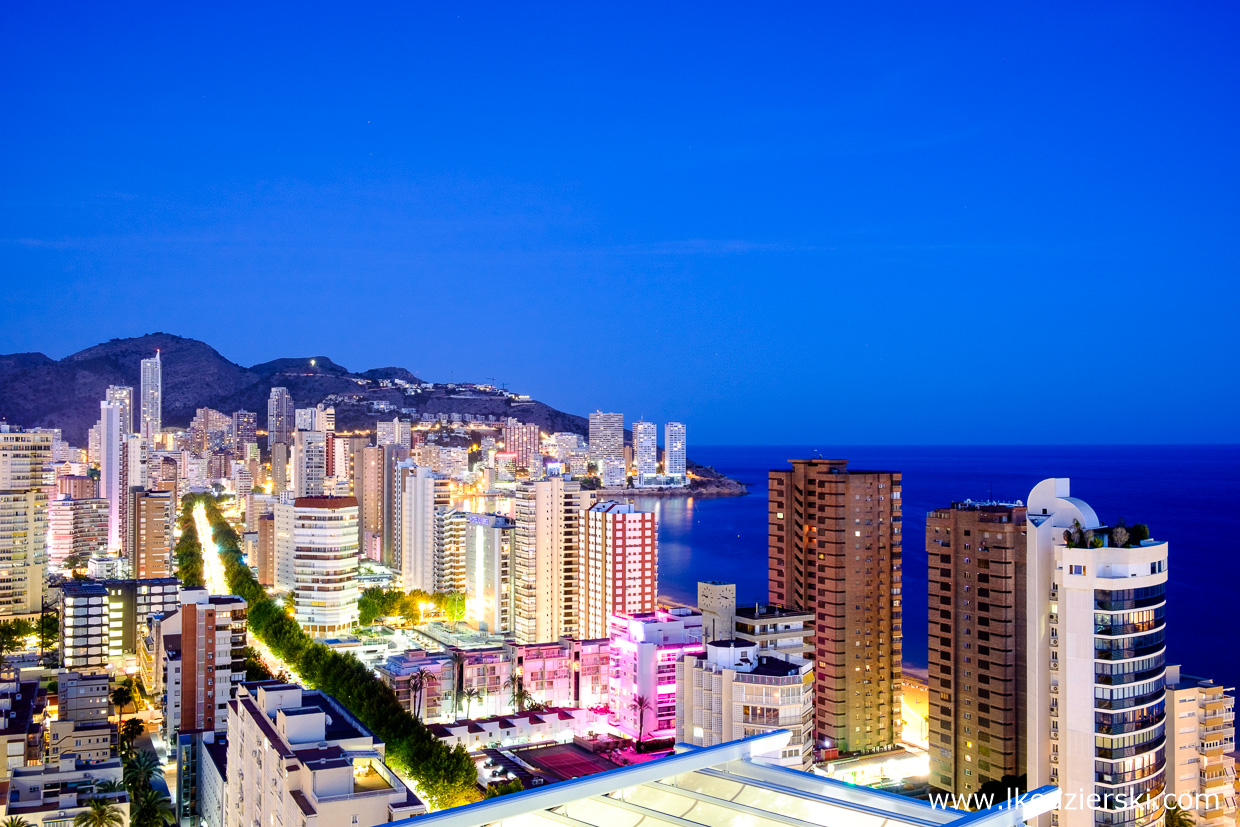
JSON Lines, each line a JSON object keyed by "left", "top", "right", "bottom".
{"left": 768, "top": 458, "right": 903, "bottom": 753}
{"left": 587, "top": 412, "right": 624, "bottom": 487}
{"left": 676, "top": 639, "right": 815, "bottom": 769}
{"left": 581, "top": 501, "right": 657, "bottom": 640}
{"left": 140, "top": 350, "right": 162, "bottom": 439}
{"left": 511, "top": 478, "right": 594, "bottom": 643}
{"left": 609, "top": 609, "right": 704, "bottom": 742}
{"left": 275, "top": 497, "right": 360, "bottom": 636}
{"left": 927, "top": 500, "right": 1028, "bottom": 795}
{"left": 463, "top": 512, "right": 515, "bottom": 634}
{"left": 1165, "top": 665, "right": 1237, "bottom": 827}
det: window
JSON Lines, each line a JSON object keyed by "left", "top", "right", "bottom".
{"left": 1070, "top": 565, "right": 1086, "bottom": 576}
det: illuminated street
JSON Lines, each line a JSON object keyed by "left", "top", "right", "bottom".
{"left": 192, "top": 502, "right": 229, "bottom": 596}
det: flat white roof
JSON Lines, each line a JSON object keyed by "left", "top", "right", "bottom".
{"left": 395, "top": 730, "right": 1061, "bottom": 827}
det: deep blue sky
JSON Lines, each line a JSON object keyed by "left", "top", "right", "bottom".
{"left": 2, "top": 3, "right": 1237, "bottom": 444}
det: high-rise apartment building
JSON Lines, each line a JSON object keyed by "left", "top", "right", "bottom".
{"left": 105, "top": 385, "right": 134, "bottom": 434}
{"left": 255, "top": 513, "right": 276, "bottom": 586}
{"left": 1165, "top": 665, "right": 1237, "bottom": 827}
{"left": 129, "top": 489, "right": 174, "bottom": 579}
{"left": 927, "top": 500, "right": 1028, "bottom": 795}
{"left": 154, "top": 589, "right": 247, "bottom": 745}
{"left": 632, "top": 420, "right": 658, "bottom": 484}
{"left": 396, "top": 464, "right": 449, "bottom": 593}
{"left": 511, "top": 477, "right": 594, "bottom": 643}
{"left": 0, "top": 426, "right": 51, "bottom": 617}
{"left": 376, "top": 417, "right": 412, "bottom": 448}
{"left": 588, "top": 411, "right": 624, "bottom": 487}
{"left": 291, "top": 429, "right": 327, "bottom": 497}
{"left": 768, "top": 458, "right": 903, "bottom": 753}
{"left": 677, "top": 638, "right": 815, "bottom": 769}
{"left": 581, "top": 501, "right": 658, "bottom": 639}
{"left": 503, "top": 418, "right": 541, "bottom": 474}
{"left": 265, "top": 445, "right": 287, "bottom": 499}
{"left": 353, "top": 445, "right": 383, "bottom": 542}
{"left": 1026, "top": 478, "right": 1170, "bottom": 827}
{"left": 225, "top": 682, "right": 424, "bottom": 827}
{"left": 140, "top": 350, "right": 162, "bottom": 440}
{"left": 664, "top": 422, "right": 686, "bottom": 483}
{"left": 463, "top": 512, "right": 515, "bottom": 634}
{"left": 47, "top": 495, "right": 108, "bottom": 569}
{"left": 231, "top": 410, "right": 257, "bottom": 452}
{"left": 275, "top": 497, "right": 360, "bottom": 635}
{"left": 98, "top": 402, "right": 123, "bottom": 551}
{"left": 266, "top": 387, "right": 294, "bottom": 449}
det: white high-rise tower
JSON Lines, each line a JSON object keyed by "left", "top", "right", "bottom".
{"left": 664, "top": 422, "right": 686, "bottom": 483}
{"left": 588, "top": 412, "right": 624, "bottom": 487}
{"left": 98, "top": 401, "right": 123, "bottom": 551}
{"left": 140, "top": 350, "right": 162, "bottom": 440}
{"left": 1026, "top": 478, "right": 1169, "bottom": 827}
{"left": 105, "top": 385, "right": 134, "bottom": 434}
{"left": 632, "top": 420, "right": 657, "bottom": 484}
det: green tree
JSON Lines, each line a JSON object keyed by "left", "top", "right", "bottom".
{"left": 37, "top": 612, "right": 58, "bottom": 655}
{"left": 484, "top": 778, "right": 524, "bottom": 798}
{"left": 2, "top": 815, "right": 33, "bottom": 827}
{"left": 93, "top": 780, "right": 126, "bottom": 794}
{"left": 130, "top": 786, "right": 176, "bottom": 827}
{"left": 0, "top": 618, "right": 33, "bottom": 674}
{"left": 73, "top": 799, "right": 124, "bottom": 827}
{"left": 631, "top": 694, "right": 653, "bottom": 745}
{"left": 449, "top": 650, "right": 467, "bottom": 715}
{"left": 243, "top": 648, "right": 275, "bottom": 682}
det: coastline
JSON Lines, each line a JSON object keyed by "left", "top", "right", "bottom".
{"left": 594, "top": 478, "right": 749, "bottom": 498}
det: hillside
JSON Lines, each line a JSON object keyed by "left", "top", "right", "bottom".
{"left": 0, "top": 333, "right": 603, "bottom": 446}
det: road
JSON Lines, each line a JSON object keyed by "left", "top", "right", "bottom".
{"left": 193, "top": 503, "right": 301, "bottom": 682}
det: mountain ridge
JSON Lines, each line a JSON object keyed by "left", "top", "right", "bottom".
{"left": 0, "top": 332, "right": 599, "bottom": 445}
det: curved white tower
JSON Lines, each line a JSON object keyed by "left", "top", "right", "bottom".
{"left": 1027, "top": 479, "right": 1169, "bottom": 827}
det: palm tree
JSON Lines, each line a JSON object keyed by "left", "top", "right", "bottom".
{"left": 1164, "top": 801, "right": 1194, "bottom": 827}
{"left": 2, "top": 815, "right": 33, "bottom": 827}
{"left": 110, "top": 685, "right": 134, "bottom": 723}
{"left": 463, "top": 688, "right": 481, "bottom": 720}
{"left": 409, "top": 669, "right": 427, "bottom": 720}
{"left": 73, "top": 799, "right": 124, "bottom": 827}
{"left": 93, "top": 780, "right": 125, "bottom": 794}
{"left": 504, "top": 674, "right": 526, "bottom": 712}
{"left": 513, "top": 688, "right": 535, "bottom": 714}
{"left": 449, "top": 650, "right": 467, "bottom": 715}
{"left": 123, "top": 750, "right": 161, "bottom": 792}
{"left": 630, "top": 695, "right": 653, "bottom": 745}
{"left": 130, "top": 786, "right": 176, "bottom": 827}
{"left": 119, "top": 718, "right": 145, "bottom": 755}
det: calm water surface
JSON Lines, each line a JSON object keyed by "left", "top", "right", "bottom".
{"left": 632, "top": 444, "right": 1240, "bottom": 690}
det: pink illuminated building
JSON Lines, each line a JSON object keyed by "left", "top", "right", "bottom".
{"left": 608, "top": 608, "right": 703, "bottom": 742}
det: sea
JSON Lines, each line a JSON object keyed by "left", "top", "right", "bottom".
{"left": 631, "top": 444, "right": 1240, "bottom": 692}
